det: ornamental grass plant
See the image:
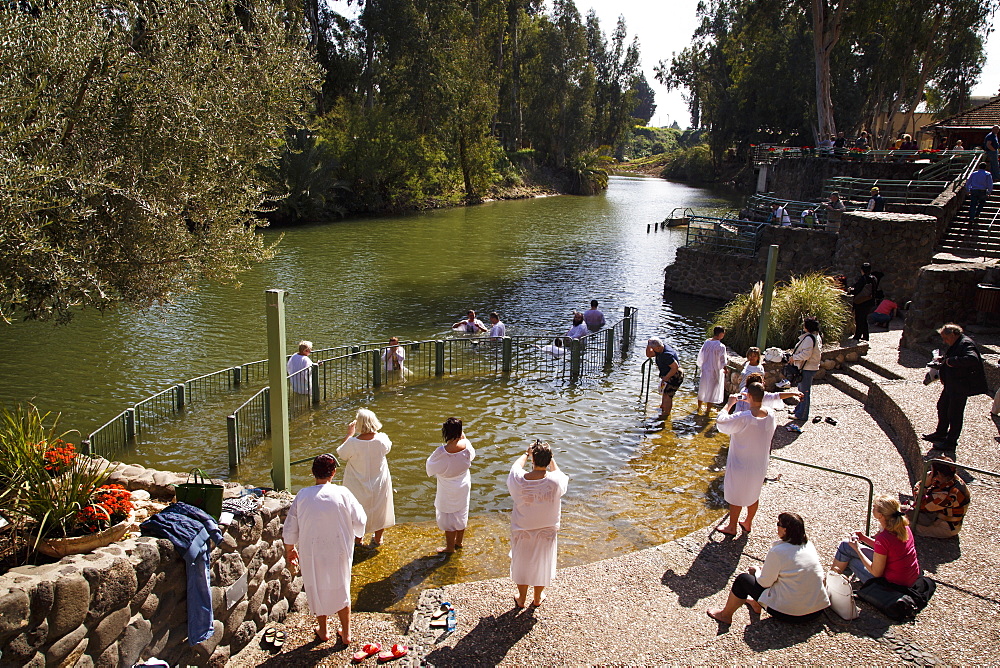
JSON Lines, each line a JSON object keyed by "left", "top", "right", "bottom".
{"left": 712, "top": 272, "right": 851, "bottom": 353}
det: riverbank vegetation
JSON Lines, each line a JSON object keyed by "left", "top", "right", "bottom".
{"left": 658, "top": 0, "right": 996, "bottom": 163}
{"left": 620, "top": 128, "right": 728, "bottom": 184}
{"left": 2, "top": 0, "right": 650, "bottom": 322}
{"left": 712, "top": 273, "right": 851, "bottom": 352}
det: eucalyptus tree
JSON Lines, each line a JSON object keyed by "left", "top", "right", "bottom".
{"left": 587, "top": 12, "right": 642, "bottom": 152}
{"left": 0, "top": 0, "right": 319, "bottom": 322}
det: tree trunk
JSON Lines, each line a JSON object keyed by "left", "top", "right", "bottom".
{"left": 811, "top": 0, "right": 846, "bottom": 142}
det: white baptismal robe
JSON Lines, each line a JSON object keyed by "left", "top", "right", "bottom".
{"left": 425, "top": 440, "right": 476, "bottom": 531}
{"left": 717, "top": 407, "right": 777, "bottom": 507}
{"left": 337, "top": 433, "right": 396, "bottom": 534}
{"left": 506, "top": 462, "right": 569, "bottom": 587}
{"left": 697, "top": 338, "right": 727, "bottom": 403}
{"left": 282, "top": 483, "right": 366, "bottom": 615}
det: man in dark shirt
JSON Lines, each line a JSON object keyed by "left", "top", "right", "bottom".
{"left": 984, "top": 125, "right": 1000, "bottom": 180}
{"left": 966, "top": 163, "right": 994, "bottom": 222}
{"left": 646, "top": 337, "right": 683, "bottom": 419}
{"left": 848, "top": 263, "right": 878, "bottom": 341}
{"left": 922, "top": 323, "right": 988, "bottom": 456}
{"left": 866, "top": 187, "right": 886, "bottom": 212}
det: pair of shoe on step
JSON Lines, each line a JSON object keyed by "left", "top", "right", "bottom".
{"left": 352, "top": 643, "right": 409, "bottom": 663}
{"left": 261, "top": 627, "right": 285, "bottom": 650}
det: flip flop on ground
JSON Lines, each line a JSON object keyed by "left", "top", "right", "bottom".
{"left": 377, "top": 644, "right": 409, "bottom": 662}
{"left": 352, "top": 643, "right": 381, "bottom": 663}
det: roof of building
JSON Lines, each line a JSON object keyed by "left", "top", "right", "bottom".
{"left": 922, "top": 97, "right": 1000, "bottom": 131}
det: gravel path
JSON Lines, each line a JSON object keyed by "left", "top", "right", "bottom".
{"left": 230, "top": 323, "right": 1000, "bottom": 666}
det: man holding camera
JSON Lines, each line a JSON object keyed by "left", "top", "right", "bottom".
{"left": 922, "top": 324, "right": 987, "bottom": 457}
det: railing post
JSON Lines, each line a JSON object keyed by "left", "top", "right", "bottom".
{"left": 570, "top": 339, "right": 582, "bottom": 382}
{"left": 435, "top": 340, "right": 445, "bottom": 376}
{"left": 81, "top": 439, "right": 92, "bottom": 456}
{"left": 124, "top": 408, "right": 136, "bottom": 441}
{"left": 232, "top": 366, "right": 242, "bottom": 388}
{"left": 604, "top": 329, "right": 615, "bottom": 367}
{"left": 372, "top": 349, "right": 382, "bottom": 388}
{"left": 311, "top": 364, "right": 321, "bottom": 405}
{"left": 263, "top": 387, "right": 272, "bottom": 434}
{"left": 175, "top": 383, "right": 185, "bottom": 411}
{"left": 501, "top": 337, "right": 512, "bottom": 374}
{"left": 227, "top": 414, "right": 239, "bottom": 467}
{"left": 622, "top": 306, "right": 632, "bottom": 344}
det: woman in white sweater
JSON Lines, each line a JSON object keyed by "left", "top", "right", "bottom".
{"left": 708, "top": 512, "right": 829, "bottom": 625}
{"left": 790, "top": 318, "right": 823, "bottom": 421}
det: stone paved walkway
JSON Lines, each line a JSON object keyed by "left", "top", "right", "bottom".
{"left": 231, "top": 324, "right": 1000, "bottom": 666}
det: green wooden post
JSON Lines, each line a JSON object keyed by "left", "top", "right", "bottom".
{"left": 501, "top": 337, "right": 513, "bottom": 373}
{"left": 435, "top": 340, "right": 445, "bottom": 376}
{"left": 570, "top": 339, "right": 583, "bottom": 382}
{"left": 175, "top": 383, "right": 185, "bottom": 411}
{"left": 372, "top": 350, "right": 382, "bottom": 388}
{"left": 227, "top": 414, "right": 239, "bottom": 467}
{"left": 311, "top": 364, "right": 321, "bottom": 405}
{"left": 232, "top": 366, "right": 242, "bottom": 388}
{"left": 756, "top": 245, "right": 779, "bottom": 349}
{"left": 604, "top": 329, "right": 615, "bottom": 367}
{"left": 265, "top": 289, "right": 291, "bottom": 491}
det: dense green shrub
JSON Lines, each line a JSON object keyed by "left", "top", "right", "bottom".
{"left": 712, "top": 272, "right": 851, "bottom": 354}
{"left": 660, "top": 144, "right": 716, "bottom": 183}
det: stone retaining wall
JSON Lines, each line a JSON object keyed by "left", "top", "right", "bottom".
{"left": 0, "top": 464, "right": 302, "bottom": 667}
{"left": 663, "top": 226, "right": 838, "bottom": 301}
{"left": 766, "top": 157, "right": 920, "bottom": 202}
{"left": 900, "top": 262, "right": 991, "bottom": 348}
{"left": 866, "top": 381, "right": 925, "bottom": 484}
{"left": 723, "top": 342, "right": 869, "bottom": 395}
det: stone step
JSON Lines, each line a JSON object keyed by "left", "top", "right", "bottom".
{"left": 856, "top": 356, "right": 905, "bottom": 380}
{"left": 842, "top": 362, "right": 881, "bottom": 388}
{"left": 937, "top": 244, "right": 1000, "bottom": 259}
{"left": 826, "top": 371, "right": 870, "bottom": 404}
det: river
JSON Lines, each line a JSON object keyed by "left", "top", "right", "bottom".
{"left": 0, "top": 174, "right": 741, "bottom": 611}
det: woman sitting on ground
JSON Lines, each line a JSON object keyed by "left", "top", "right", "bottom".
{"left": 910, "top": 456, "right": 970, "bottom": 538}
{"left": 707, "top": 512, "right": 829, "bottom": 625}
{"left": 831, "top": 495, "right": 920, "bottom": 587}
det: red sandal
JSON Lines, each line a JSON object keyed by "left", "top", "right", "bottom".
{"left": 377, "top": 644, "right": 409, "bottom": 662}
{"left": 352, "top": 643, "right": 381, "bottom": 663}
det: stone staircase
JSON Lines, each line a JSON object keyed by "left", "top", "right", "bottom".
{"left": 937, "top": 191, "right": 1000, "bottom": 258}
{"left": 825, "top": 356, "right": 904, "bottom": 403}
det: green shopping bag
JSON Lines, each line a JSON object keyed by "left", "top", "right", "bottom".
{"left": 175, "top": 469, "right": 224, "bottom": 520}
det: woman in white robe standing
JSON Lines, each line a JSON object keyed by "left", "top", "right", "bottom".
{"left": 426, "top": 417, "right": 476, "bottom": 553}
{"left": 697, "top": 326, "right": 728, "bottom": 413}
{"left": 337, "top": 408, "right": 395, "bottom": 546}
{"left": 716, "top": 382, "right": 777, "bottom": 536}
{"left": 283, "top": 454, "right": 366, "bottom": 644}
{"left": 507, "top": 440, "right": 569, "bottom": 608}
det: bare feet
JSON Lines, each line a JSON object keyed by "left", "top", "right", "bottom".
{"left": 530, "top": 593, "right": 546, "bottom": 607}
{"left": 336, "top": 631, "right": 351, "bottom": 646}
{"left": 716, "top": 524, "right": 738, "bottom": 536}
{"left": 436, "top": 546, "right": 454, "bottom": 554}
{"left": 706, "top": 608, "right": 732, "bottom": 624}
{"left": 454, "top": 544, "right": 463, "bottom": 549}
{"left": 739, "top": 521, "right": 752, "bottom": 533}
{"left": 513, "top": 596, "right": 526, "bottom": 609}
{"left": 314, "top": 629, "right": 329, "bottom": 642}
{"left": 746, "top": 598, "right": 763, "bottom": 614}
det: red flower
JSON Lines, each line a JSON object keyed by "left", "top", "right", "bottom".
{"left": 71, "top": 485, "right": 133, "bottom": 535}
{"left": 41, "top": 440, "right": 77, "bottom": 475}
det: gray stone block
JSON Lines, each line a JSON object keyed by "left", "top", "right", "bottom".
{"left": 88, "top": 606, "right": 130, "bottom": 655}
{"left": 117, "top": 616, "right": 152, "bottom": 667}
{"left": 232, "top": 620, "right": 256, "bottom": 654}
{"left": 240, "top": 542, "right": 260, "bottom": 564}
{"left": 2, "top": 620, "right": 47, "bottom": 665}
{"left": 28, "top": 580, "right": 53, "bottom": 628}
{"left": 208, "top": 644, "right": 230, "bottom": 668}
{"left": 224, "top": 600, "right": 249, "bottom": 641}
{"left": 130, "top": 540, "right": 161, "bottom": 590}
{"left": 292, "top": 591, "right": 309, "bottom": 613}
{"left": 212, "top": 552, "right": 245, "bottom": 588}
{"left": 48, "top": 573, "right": 90, "bottom": 638}
{"left": 0, "top": 587, "right": 30, "bottom": 641}
{"left": 43, "top": 622, "right": 88, "bottom": 667}
{"left": 270, "top": 598, "right": 288, "bottom": 623}
{"left": 264, "top": 579, "right": 281, "bottom": 606}
{"left": 84, "top": 557, "right": 137, "bottom": 626}
{"left": 190, "top": 620, "right": 224, "bottom": 661}
{"left": 94, "top": 640, "right": 119, "bottom": 668}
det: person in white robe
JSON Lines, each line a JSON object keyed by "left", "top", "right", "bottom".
{"left": 287, "top": 340, "right": 313, "bottom": 395}
{"left": 337, "top": 408, "right": 395, "bottom": 546}
{"left": 739, "top": 347, "right": 765, "bottom": 390}
{"left": 425, "top": 417, "right": 476, "bottom": 553}
{"left": 716, "top": 383, "right": 777, "bottom": 535}
{"left": 506, "top": 440, "right": 569, "bottom": 608}
{"left": 697, "top": 326, "right": 727, "bottom": 413}
{"left": 381, "top": 336, "right": 409, "bottom": 377}
{"left": 283, "top": 454, "right": 366, "bottom": 644}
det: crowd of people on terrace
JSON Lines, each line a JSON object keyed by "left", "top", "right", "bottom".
{"left": 273, "top": 283, "right": 978, "bottom": 648}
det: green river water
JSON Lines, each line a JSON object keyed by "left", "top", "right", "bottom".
{"left": 0, "top": 175, "right": 742, "bottom": 611}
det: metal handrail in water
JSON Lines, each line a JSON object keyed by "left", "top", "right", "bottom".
{"left": 685, "top": 216, "right": 767, "bottom": 257}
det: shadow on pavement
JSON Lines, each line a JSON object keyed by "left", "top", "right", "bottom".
{"left": 660, "top": 534, "right": 747, "bottom": 607}
{"left": 423, "top": 607, "right": 537, "bottom": 667}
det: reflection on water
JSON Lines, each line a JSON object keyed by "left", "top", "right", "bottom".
{"left": 0, "top": 175, "right": 743, "bottom": 611}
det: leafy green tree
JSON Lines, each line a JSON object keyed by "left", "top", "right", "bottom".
{"left": 631, "top": 73, "right": 657, "bottom": 124}
{"left": 1, "top": 0, "right": 318, "bottom": 322}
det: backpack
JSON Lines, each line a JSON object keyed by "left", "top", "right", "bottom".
{"left": 858, "top": 576, "right": 936, "bottom": 622}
